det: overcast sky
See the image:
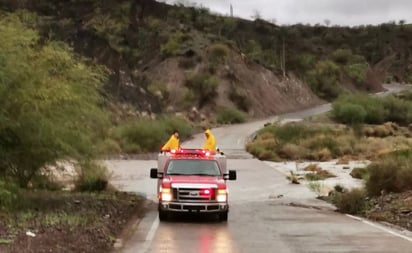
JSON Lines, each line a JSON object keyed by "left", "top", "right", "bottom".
{"left": 162, "top": 0, "right": 411, "bottom": 26}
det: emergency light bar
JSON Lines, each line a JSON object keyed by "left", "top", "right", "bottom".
{"left": 168, "top": 149, "right": 216, "bottom": 157}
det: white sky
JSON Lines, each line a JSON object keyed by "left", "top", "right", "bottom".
{"left": 160, "top": 0, "right": 411, "bottom": 26}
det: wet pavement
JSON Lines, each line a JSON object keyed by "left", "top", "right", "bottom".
{"left": 109, "top": 158, "right": 412, "bottom": 253}
{"left": 108, "top": 84, "right": 412, "bottom": 253}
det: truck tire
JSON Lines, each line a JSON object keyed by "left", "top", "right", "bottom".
{"left": 219, "top": 211, "right": 228, "bottom": 222}
{"left": 159, "top": 210, "right": 168, "bottom": 221}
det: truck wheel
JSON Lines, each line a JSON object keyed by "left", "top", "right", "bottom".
{"left": 219, "top": 211, "right": 228, "bottom": 222}
{"left": 159, "top": 210, "right": 168, "bottom": 221}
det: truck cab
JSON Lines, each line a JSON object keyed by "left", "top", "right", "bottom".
{"left": 150, "top": 149, "right": 237, "bottom": 221}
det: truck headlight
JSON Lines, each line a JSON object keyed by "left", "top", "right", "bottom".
{"left": 161, "top": 188, "right": 172, "bottom": 201}
{"left": 216, "top": 189, "right": 227, "bottom": 202}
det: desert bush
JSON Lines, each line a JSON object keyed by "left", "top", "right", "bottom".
{"left": 298, "top": 53, "right": 316, "bottom": 71}
{"left": 333, "top": 188, "right": 367, "bottom": 214}
{"left": 366, "top": 149, "right": 412, "bottom": 196}
{"left": 332, "top": 103, "right": 367, "bottom": 125}
{"left": 0, "top": 14, "right": 109, "bottom": 187}
{"left": 278, "top": 143, "right": 308, "bottom": 160}
{"left": 185, "top": 74, "right": 219, "bottom": 108}
{"left": 97, "top": 138, "right": 122, "bottom": 155}
{"left": 245, "top": 39, "right": 263, "bottom": 63}
{"left": 258, "top": 123, "right": 321, "bottom": 145}
{"left": 303, "top": 134, "right": 341, "bottom": 158}
{"left": 217, "top": 108, "right": 247, "bottom": 124}
{"left": 209, "top": 43, "right": 229, "bottom": 64}
{"left": 161, "top": 32, "right": 190, "bottom": 57}
{"left": 332, "top": 95, "right": 386, "bottom": 124}
{"left": 350, "top": 167, "right": 369, "bottom": 179}
{"left": 246, "top": 143, "right": 277, "bottom": 161}
{"left": 307, "top": 60, "right": 342, "bottom": 99}
{"left": 116, "top": 116, "right": 192, "bottom": 153}
{"left": 382, "top": 96, "right": 412, "bottom": 125}
{"left": 228, "top": 89, "right": 251, "bottom": 112}
{"left": 331, "top": 48, "right": 353, "bottom": 65}
{"left": 0, "top": 179, "right": 18, "bottom": 210}
{"left": 345, "top": 63, "right": 368, "bottom": 83}
{"left": 75, "top": 161, "right": 110, "bottom": 192}
{"left": 147, "top": 81, "right": 169, "bottom": 100}
{"left": 116, "top": 120, "right": 167, "bottom": 153}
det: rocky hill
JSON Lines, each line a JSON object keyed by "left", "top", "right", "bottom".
{"left": 1, "top": 0, "right": 411, "bottom": 123}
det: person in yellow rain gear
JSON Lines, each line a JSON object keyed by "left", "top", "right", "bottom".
{"left": 161, "top": 130, "right": 180, "bottom": 151}
{"left": 202, "top": 129, "right": 216, "bottom": 151}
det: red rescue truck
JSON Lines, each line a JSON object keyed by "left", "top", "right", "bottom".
{"left": 150, "top": 149, "right": 237, "bottom": 221}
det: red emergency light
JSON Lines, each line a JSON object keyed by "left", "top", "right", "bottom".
{"left": 200, "top": 188, "right": 213, "bottom": 196}
{"left": 168, "top": 149, "right": 216, "bottom": 157}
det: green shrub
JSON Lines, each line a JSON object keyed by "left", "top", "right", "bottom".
{"left": 382, "top": 96, "right": 412, "bottom": 125}
{"left": 304, "top": 135, "right": 341, "bottom": 156}
{"left": 116, "top": 116, "right": 192, "bottom": 153}
{"left": 345, "top": 63, "right": 368, "bottom": 83}
{"left": 258, "top": 123, "right": 332, "bottom": 145}
{"left": 161, "top": 32, "right": 190, "bottom": 57}
{"left": 228, "top": 89, "right": 251, "bottom": 112}
{"left": 217, "top": 108, "right": 247, "bottom": 124}
{"left": 306, "top": 60, "right": 342, "bottom": 99}
{"left": 185, "top": 74, "right": 219, "bottom": 108}
{"left": 332, "top": 95, "right": 387, "bottom": 124}
{"left": 245, "top": 39, "right": 263, "bottom": 63}
{"left": 209, "top": 43, "right": 229, "bottom": 64}
{"left": 298, "top": 54, "right": 316, "bottom": 71}
{"left": 0, "top": 180, "right": 18, "bottom": 210}
{"left": 332, "top": 103, "right": 367, "bottom": 125}
{"left": 75, "top": 161, "right": 110, "bottom": 192}
{"left": 246, "top": 143, "right": 277, "bottom": 161}
{"left": 366, "top": 150, "right": 412, "bottom": 196}
{"left": 160, "top": 116, "right": 192, "bottom": 140}
{"left": 116, "top": 120, "right": 167, "bottom": 153}
{"left": 97, "top": 138, "right": 122, "bottom": 155}
{"left": 350, "top": 167, "right": 369, "bottom": 179}
{"left": 333, "top": 189, "right": 367, "bottom": 214}
{"left": 331, "top": 48, "right": 353, "bottom": 65}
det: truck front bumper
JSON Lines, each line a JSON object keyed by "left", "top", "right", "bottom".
{"left": 159, "top": 202, "right": 228, "bottom": 213}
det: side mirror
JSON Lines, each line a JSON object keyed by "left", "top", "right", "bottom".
{"left": 150, "top": 168, "right": 163, "bottom": 179}
{"left": 224, "top": 170, "right": 237, "bottom": 180}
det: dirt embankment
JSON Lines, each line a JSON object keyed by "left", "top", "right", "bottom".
{"left": 0, "top": 192, "right": 146, "bottom": 253}
{"left": 148, "top": 50, "right": 323, "bottom": 119}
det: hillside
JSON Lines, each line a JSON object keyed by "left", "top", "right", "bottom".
{"left": 1, "top": 0, "right": 411, "bottom": 123}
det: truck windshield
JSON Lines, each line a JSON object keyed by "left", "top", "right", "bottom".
{"left": 166, "top": 160, "right": 221, "bottom": 176}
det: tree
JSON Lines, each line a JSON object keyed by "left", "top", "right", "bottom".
{"left": 0, "top": 14, "right": 109, "bottom": 187}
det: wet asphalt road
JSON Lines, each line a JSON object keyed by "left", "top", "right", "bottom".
{"left": 108, "top": 84, "right": 412, "bottom": 253}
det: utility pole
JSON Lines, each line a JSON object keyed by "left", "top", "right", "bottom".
{"left": 230, "top": 4, "right": 233, "bottom": 17}
{"left": 282, "top": 37, "right": 286, "bottom": 79}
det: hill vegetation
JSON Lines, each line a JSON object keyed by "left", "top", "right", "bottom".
{"left": 2, "top": 0, "right": 412, "bottom": 121}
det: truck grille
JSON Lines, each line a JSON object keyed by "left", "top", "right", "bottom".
{"left": 172, "top": 188, "right": 216, "bottom": 202}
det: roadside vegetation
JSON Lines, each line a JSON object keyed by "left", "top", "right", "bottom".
{"left": 0, "top": 13, "right": 147, "bottom": 252}
{"left": 248, "top": 92, "right": 412, "bottom": 231}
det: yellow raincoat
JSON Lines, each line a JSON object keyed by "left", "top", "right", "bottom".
{"left": 202, "top": 129, "right": 216, "bottom": 151}
{"left": 161, "top": 134, "right": 179, "bottom": 151}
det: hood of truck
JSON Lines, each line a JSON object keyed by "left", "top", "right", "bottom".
{"left": 163, "top": 175, "right": 226, "bottom": 188}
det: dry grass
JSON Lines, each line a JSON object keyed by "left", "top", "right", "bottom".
{"left": 304, "top": 164, "right": 336, "bottom": 181}
{"left": 247, "top": 121, "right": 412, "bottom": 162}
